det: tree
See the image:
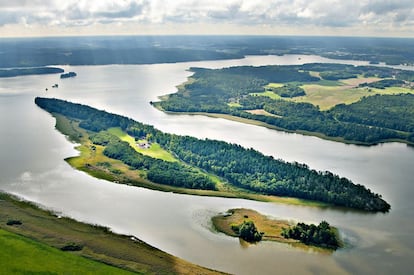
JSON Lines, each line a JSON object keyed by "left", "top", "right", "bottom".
{"left": 238, "top": 221, "right": 263, "bottom": 242}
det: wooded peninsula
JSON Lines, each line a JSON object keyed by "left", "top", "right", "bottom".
{"left": 35, "top": 97, "right": 390, "bottom": 212}
{"left": 155, "top": 63, "right": 414, "bottom": 145}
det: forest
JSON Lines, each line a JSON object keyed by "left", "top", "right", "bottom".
{"left": 158, "top": 63, "right": 414, "bottom": 145}
{"left": 35, "top": 97, "right": 390, "bottom": 212}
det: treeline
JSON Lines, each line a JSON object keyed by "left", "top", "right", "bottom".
{"left": 35, "top": 97, "right": 391, "bottom": 212}
{"left": 330, "top": 94, "right": 414, "bottom": 133}
{"left": 300, "top": 63, "right": 414, "bottom": 81}
{"left": 158, "top": 64, "right": 414, "bottom": 144}
{"left": 281, "top": 221, "right": 340, "bottom": 250}
{"left": 359, "top": 79, "right": 406, "bottom": 89}
{"left": 0, "top": 67, "right": 63, "bottom": 78}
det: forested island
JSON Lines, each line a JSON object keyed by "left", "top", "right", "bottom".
{"left": 0, "top": 67, "right": 63, "bottom": 78}
{"left": 212, "top": 208, "right": 341, "bottom": 250}
{"left": 156, "top": 63, "right": 414, "bottom": 145}
{"left": 35, "top": 97, "right": 390, "bottom": 212}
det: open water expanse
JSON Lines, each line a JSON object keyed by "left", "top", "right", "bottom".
{"left": 1, "top": 55, "right": 414, "bottom": 274}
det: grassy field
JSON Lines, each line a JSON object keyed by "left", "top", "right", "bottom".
{"left": 293, "top": 84, "right": 365, "bottom": 110}
{"left": 227, "top": 102, "right": 242, "bottom": 108}
{"left": 295, "top": 84, "right": 414, "bottom": 110}
{"left": 253, "top": 77, "right": 414, "bottom": 110}
{"left": 108, "top": 127, "right": 178, "bottom": 162}
{"left": 250, "top": 90, "right": 282, "bottom": 100}
{"left": 265, "top": 83, "right": 284, "bottom": 88}
{"left": 0, "top": 192, "right": 221, "bottom": 274}
{"left": 245, "top": 109, "right": 282, "bottom": 117}
{"left": 0, "top": 229, "right": 134, "bottom": 274}
{"left": 212, "top": 208, "right": 334, "bottom": 253}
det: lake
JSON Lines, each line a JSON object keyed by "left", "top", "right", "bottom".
{"left": 1, "top": 55, "right": 413, "bottom": 274}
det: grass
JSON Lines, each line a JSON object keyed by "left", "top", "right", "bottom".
{"left": 212, "top": 208, "right": 334, "bottom": 253}
{"left": 0, "top": 192, "right": 221, "bottom": 275}
{"left": 0, "top": 228, "right": 135, "bottom": 274}
{"left": 293, "top": 84, "right": 364, "bottom": 110}
{"left": 227, "top": 102, "right": 242, "bottom": 108}
{"left": 108, "top": 127, "right": 178, "bottom": 162}
{"left": 265, "top": 83, "right": 284, "bottom": 88}
{"left": 245, "top": 109, "right": 282, "bottom": 117}
{"left": 250, "top": 76, "right": 414, "bottom": 110}
{"left": 250, "top": 91, "right": 282, "bottom": 100}
{"left": 296, "top": 84, "right": 414, "bottom": 110}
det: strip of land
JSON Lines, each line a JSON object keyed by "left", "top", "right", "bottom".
{"left": 0, "top": 192, "right": 223, "bottom": 274}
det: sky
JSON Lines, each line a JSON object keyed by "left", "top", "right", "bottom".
{"left": 0, "top": 0, "right": 413, "bottom": 38}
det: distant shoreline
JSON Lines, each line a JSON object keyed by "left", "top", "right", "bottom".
{"left": 0, "top": 67, "right": 63, "bottom": 78}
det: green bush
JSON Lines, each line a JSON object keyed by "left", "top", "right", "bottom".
{"left": 60, "top": 243, "right": 83, "bottom": 251}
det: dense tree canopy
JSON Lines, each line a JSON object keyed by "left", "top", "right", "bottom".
{"left": 282, "top": 221, "right": 340, "bottom": 250}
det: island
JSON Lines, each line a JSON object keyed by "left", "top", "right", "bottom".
{"left": 0, "top": 192, "right": 221, "bottom": 274}
{"left": 212, "top": 208, "right": 342, "bottom": 251}
{"left": 34, "top": 97, "right": 390, "bottom": 212}
{"left": 155, "top": 63, "right": 414, "bottom": 145}
{"left": 60, "top": 72, "right": 77, "bottom": 79}
{"left": 0, "top": 67, "right": 63, "bottom": 78}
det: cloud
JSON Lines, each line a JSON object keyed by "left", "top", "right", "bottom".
{"left": 0, "top": 0, "right": 413, "bottom": 36}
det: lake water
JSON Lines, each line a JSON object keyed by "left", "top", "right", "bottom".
{"left": 1, "top": 55, "right": 414, "bottom": 274}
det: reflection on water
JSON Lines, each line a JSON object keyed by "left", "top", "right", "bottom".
{"left": 1, "top": 55, "right": 414, "bottom": 274}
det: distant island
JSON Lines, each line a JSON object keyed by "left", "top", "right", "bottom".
{"left": 212, "top": 208, "right": 342, "bottom": 251}
{"left": 0, "top": 67, "right": 63, "bottom": 78}
{"left": 155, "top": 63, "right": 414, "bottom": 145}
{"left": 35, "top": 97, "right": 390, "bottom": 212}
{"left": 60, "top": 72, "right": 77, "bottom": 79}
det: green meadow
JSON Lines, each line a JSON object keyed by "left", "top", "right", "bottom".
{"left": 0, "top": 229, "right": 134, "bottom": 275}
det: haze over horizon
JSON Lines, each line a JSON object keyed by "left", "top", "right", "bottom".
{"left": 0, "top": 0, "right": 413, "bottom": 38}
